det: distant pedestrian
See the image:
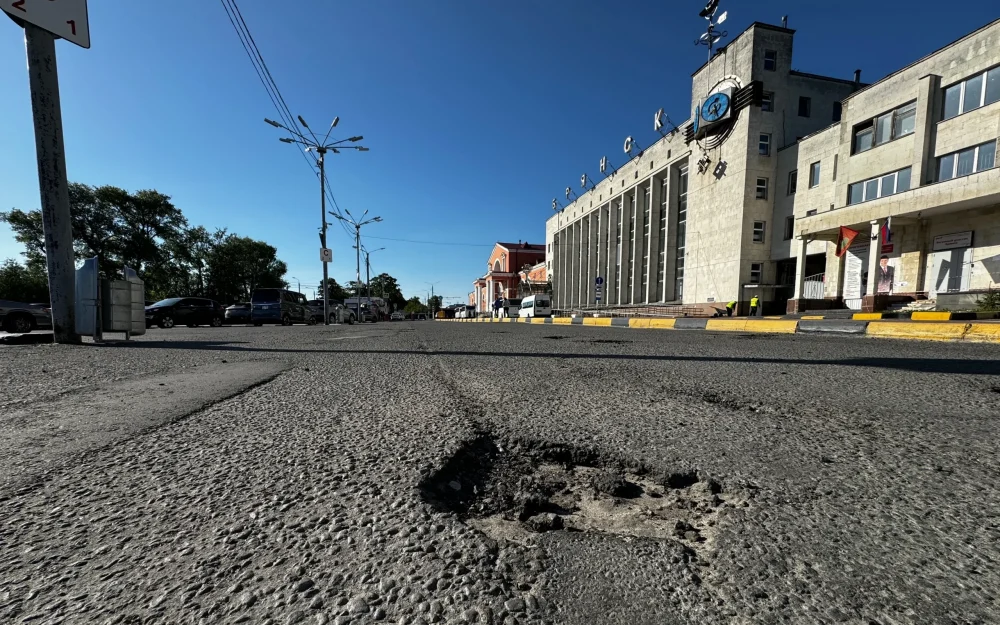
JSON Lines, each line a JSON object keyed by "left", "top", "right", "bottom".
{"left": 726, "top": 300, "right": 736, "bottom": 317}
{"left": 493, "top": 297, "right": 502, "bottom": 318}
{"left": 749, "top": 295, "right": 760, "bottom": 317}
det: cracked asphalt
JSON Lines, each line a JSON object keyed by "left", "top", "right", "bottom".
{"left": 1, "top": 321, "right": 998, "bottom": 625}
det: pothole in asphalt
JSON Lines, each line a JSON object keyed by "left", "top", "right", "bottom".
{"left": 584, "top": 339, "right": 631, "bottom": 345}
{"left": 543, "top": 335, "right": 569, "bottom": 340}
{"left": 419, "top": 433, "right": 753, "bottom": 549}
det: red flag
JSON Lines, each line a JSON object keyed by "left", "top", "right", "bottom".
{"left": 835, "top": 226, "right": 860, "bottom": 257}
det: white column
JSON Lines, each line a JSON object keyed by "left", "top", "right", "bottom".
{"left": 866, "top": 220, "right": 881, "bottom": 297}
{"left": 606, "top": 199, "right": 619, "bottom": 304}
{"left": 792, "top": 236, "right": 808, "bottom": 300}
{"left": 646, "top": 176, "right": 661, "bottom": 303}
{"left": 619, "top": 192, "right": 633, "bottom": 304}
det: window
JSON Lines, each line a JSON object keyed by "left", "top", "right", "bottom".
{"left": 943, "top": 68, "right": 1000, "bottom": 121}
{"left": 547, "top": 243, "right": 551, "bottom": 254}
{"left": 852, "top": 101, "right": 916, "bottom": 154}
{"left": 755, "top": 177, "right": 768, "bottom": 200}
{"left": 787, "top": 170, "right": 798, "bottom": 195}
{"left": 675, "top": 167, "right": 688, "bottom": 299}
{"left": 762, "top": 92, "right": 774, "bottom": 112}
{"left": 783, "top": 216, "right": 794, "bottom": 241}
{"left": 750, "top": 263, "right": 763, "bottom": 284}
{"left": 937, "top": 141, "right": 997, "bottom": 182}
{"left": 798, "top": 96, "right": 811, "bottom": 118}
{"left": 752, "top": 221, "right": 766, "bottom": 243}
{"left": 809, "top": 161, "right": 821, "bottom": 188}
{"left": 657, "top": 179, "right": 667, "bottom": 300}
{"left": 833, "top": 101, "right": 843, "bottom": 122}
{"left": 764, "top": 50, "right": 777, "bottom": 71}
{"left": 759, "top": 133, "right": 771, "bottom": 156}
{"left": 847, "top": 167, "right": 912, "bottom": 205}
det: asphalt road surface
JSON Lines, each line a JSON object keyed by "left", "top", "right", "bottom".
{"left": 1, "top": 321, "right": 998, "bottom": 625}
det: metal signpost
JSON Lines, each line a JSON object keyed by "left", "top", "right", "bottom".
{"left": 3, "top": 0, "right": 91, "bottom": 343}
{"left": 595, "top": 276, "right": 604, "bottom": 304}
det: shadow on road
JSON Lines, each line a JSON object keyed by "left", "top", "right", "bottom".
{"left": 95, "top": 340, "right": 1000, "bottom": 376}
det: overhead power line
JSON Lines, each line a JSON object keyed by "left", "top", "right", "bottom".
{"left": 219, "top": 0, "right": 354, "bottom": 240}
{"left": 364, "top": 235, "right": 493, "bottom": 247}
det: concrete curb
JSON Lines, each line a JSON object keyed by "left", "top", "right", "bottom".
{"left": 797, "top": 320, "right": 869, "bottom": 334}
{"left": 439, "top": 317, "right": 1000, "bottom": 343}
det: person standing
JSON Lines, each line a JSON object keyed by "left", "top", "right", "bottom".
{"left": 749, "top": 295, "right": 760, "bottom": 317}
{"left": 726, "top": 300, "right": 737, "bottom": 317}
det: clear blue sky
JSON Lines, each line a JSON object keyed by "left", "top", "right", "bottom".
{"left": 1, "top": 1, "right": 997, "bottom": 304}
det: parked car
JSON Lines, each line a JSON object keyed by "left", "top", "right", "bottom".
{"left": 0, "top": 300, "right": 52, "bottom": 334}
{"left": 251, "top": 288, "right": 313, "bottom": 326}
{"left": 390, "top": 311, "right": 405, "bottom": 321}
{"left": 146, "top": 298, "right": 226, "bottom": 328}
{"left": 503, "top": 298, "right": 522, "bottom": 317}
{"left": 416, "top": 313, "right": 428, "bottom": 321}
{"left": 225, "top": 303, "right": 251, "bottom": 324}
{"left": 306, "top": 300, "right": 356, "bottom": 325}
{"left": 518, "top": 294, "right": 552, "bottom": 318}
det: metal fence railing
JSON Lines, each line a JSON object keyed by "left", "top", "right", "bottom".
{"left": 552, "top": 303, "right": 704, "bottom": 318}
{"left": 803, "top": 273, "right": 825, "bottom": 300}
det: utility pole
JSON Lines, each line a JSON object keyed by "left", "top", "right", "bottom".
{"left": 291, "top": 276, "right": 301, "bottom": 294}
{"left": 360, "top": 246, "right": 385, "bottom": 307}
{"left": 25, "top": 24, "right": 78, "bottom": 343}
{"left": 426, "top": 281, "right": 441, "bottom": 319}
{"left": 265, "top": 115, "right": 368, "bottom": 325}
{"left": 333, "top": 210, "right": 382, "bottom": 319}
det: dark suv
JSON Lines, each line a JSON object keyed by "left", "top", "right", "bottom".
{"left": 251, "top": 288, "right": 313, "bottom": 326}
{"left": 145, "top": 298, "right": 225, "bottom": 329}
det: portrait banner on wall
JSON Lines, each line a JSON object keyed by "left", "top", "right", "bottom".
{"left": 875, "top": 249, "right": 901, "bottom": 294}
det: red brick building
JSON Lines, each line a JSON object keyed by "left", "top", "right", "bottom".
{"left": 470, "top": 242, "right": 545, "bottom": 312}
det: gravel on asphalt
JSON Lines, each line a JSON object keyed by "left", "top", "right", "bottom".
{"left": 0, "top": 321, "right": 998, "bottom": 624}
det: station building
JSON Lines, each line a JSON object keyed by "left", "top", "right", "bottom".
{"left": 545, "top": 18, "right": 1000, "bottom": 315}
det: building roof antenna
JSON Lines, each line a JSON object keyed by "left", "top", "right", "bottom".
{"left": 695, "top": 0, "right": 728, "bottom": 62}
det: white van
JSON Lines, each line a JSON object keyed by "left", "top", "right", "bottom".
{"left": 518, "top": 294, "right": 551, "bottom": 318}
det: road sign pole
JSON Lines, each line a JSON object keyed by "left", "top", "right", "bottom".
{"left": 24, "top": 23, "right": 78, "bottom": 343}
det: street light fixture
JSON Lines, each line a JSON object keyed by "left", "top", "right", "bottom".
{"left": 265, "top": 115, "right": 369, "bottom": 325}
{"left": 332, "top": 211, "right": 382, "bottom": 315}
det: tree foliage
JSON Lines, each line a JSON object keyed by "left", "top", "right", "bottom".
{"left": 0, "top": 259, "right": 49, "bottom": 303}
{"left": 369, "top": 273, "right": 406, "bottom": 311}
{"left": 317, "top": 278, "right": 348, "bottom": 301}
{"left": 403, "top": 296, "right": 427, "bottom": 314}
{"left": 0, "top": 182, "right": 288, "bottom": 304}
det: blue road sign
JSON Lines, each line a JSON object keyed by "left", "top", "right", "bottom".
{"left": 595, "top": 276, "right": 604, "bottom": 286}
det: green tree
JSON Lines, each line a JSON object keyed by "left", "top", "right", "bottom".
{"left": 0, "top": 208, "right": 45, "bottom": 267}
{"left": 428, "top": 295, "right": 443, "bottom": 312}
{"left": 207, "top": 235, "right": 287, "bottom": 303}
{"left": 317, "top": 278, "right": 348, "bottom": 301}
{"left": 369, "top": 273, "right": 406, "bottom": 311}
{"left": 403, "top": 296, "right": 427, "bottom": 314}
{"left": 0, "top": 259, "right": 49, "bottom": 303}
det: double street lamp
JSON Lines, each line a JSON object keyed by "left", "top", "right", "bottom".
{"left": 265, "top": 115, "right": 368, "bottom": 325}
{"left": 333, "top": 210, "right": 382, "bottom": 312}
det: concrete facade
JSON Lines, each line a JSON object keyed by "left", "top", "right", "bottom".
{"left": 547, "top": 17, "right": 1000, "bottom": 315}
{"left": 546, "top": 22, "right": 860, "bottom": 315}
{"left": 789, "top": 18, "right": 1000, "bottom": 312}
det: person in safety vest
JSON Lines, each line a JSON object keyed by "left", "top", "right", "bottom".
{"left": 749, "top": 295, "right": 760, "bottom": 317}
{"left": 726, "top": 300, "right": 736, "bottom": 317}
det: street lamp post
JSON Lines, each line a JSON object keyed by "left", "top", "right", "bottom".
{"left": 333, "top": 210, "right": 382, "bottom": 320}
{"left": 265, "top": 115, "right": 368, "bottom": 325}
{"left": 291, "top": 276, "right": 301, "bottom": 295}
{"left": 426, "top": 281, "right": 441, "bottom": 318}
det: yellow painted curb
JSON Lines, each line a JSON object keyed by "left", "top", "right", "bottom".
{"left": 744, "top": 319, "right": 799, "bottom": 334}
{"left": 628, "top": 318, "right": 651, "bottom": 328}
{"left": 801, "top": 315, "right": 825, "bottom": 320}
{"left": 853, "top": 313, "right": 884, "bottom": 320}
{"left": 965, "top": 323, "right": 1000, "bottom": 343}
{"left": 530, "top": 317, "right": 547, "bottom": 324}
{"left": 647, "top": 318, "right": 677, "bottom": 329}
{"left": 911, "top": 312, "right": 952, "bottom": 321}
{"left": 705, "top": 319, "right": 747, "bottom": 332}
{"left": 582, "top": 318, "right": 612, "bottom": 326}
{"left": 867, "top": 322, "right": 970, "bottom": 341}
{"left": 552, "top": 317, "right": 572, "bottom": 325}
